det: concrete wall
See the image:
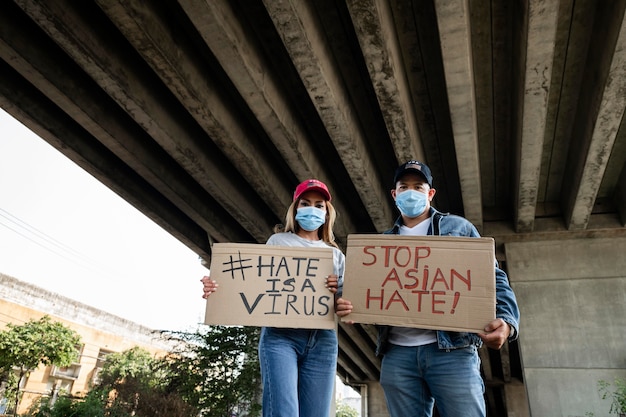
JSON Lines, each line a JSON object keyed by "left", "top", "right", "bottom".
{"left": 506, "top": 237, "right": 626, "bottom": 417}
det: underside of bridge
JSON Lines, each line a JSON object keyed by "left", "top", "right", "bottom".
{"left": 2, "top": 1, "right": 626, "bottom": 415}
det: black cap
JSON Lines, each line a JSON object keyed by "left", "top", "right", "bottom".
{"left": 393, "top": 160, "right": 433, "bottom": 187}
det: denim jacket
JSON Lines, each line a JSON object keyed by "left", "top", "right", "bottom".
{"left": 375, "top": 207, "right": 520, "bottom": 356}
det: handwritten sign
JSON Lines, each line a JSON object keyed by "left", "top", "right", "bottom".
{"left": 204, "top": 243, "right": 336, "bottom": 329}
{"left": 340, "top": 234, "right": 496, "bottom": 333}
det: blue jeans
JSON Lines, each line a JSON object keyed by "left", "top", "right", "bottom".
{"left": 380, "top": 343, "right": 485, "bottom": 417}
{"left": 259, "top": 327, "right": 338, "bottom": 417}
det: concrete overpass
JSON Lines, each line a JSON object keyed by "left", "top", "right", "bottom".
{"left": 1, "top": 1, "right": 625, "bottom": 415}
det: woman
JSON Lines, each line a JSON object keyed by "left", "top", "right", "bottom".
{"left": 201, "top": 179, "right": 345, "bottom": 417}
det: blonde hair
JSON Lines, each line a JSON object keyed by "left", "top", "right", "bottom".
{"left": 276, "top": 198, "right": 339, "bottom": 249}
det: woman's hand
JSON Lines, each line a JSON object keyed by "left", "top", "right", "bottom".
{"left": 325, "top": 274, "right": 339, "bottom": 293}
{"left": 201, "top": 275, "right": 218, "bottom": 299}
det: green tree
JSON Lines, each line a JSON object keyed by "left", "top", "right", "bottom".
{"left": 160, "top": 325, "right": 262, "bottom": 416}
{"left": 30, "top": 346, "right": 197, "bottom": 417}
{"left": 598, "top": 378, "right": 626, "bottom": 415}
{"left": 95, "top": 346, "right": 158, "bottom": 389}
{"left": 24, "top": 326, "right": 260, "bottom": 417}
{"left": 92, "top": 346, "right": 196, "bottom": 417}
{"left": 0, "top": 315, "right": 81, "bottom": 414}
{"left": 336, "top": 401, "right": 359, "bottom": 417}
{"left": 30, "top": 391, "right": 107, "bottom": 417}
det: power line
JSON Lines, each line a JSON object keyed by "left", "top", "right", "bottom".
{"left": 0, "top": 207, "right": 123, "bottom": 277}
{"left": 0, "top": 207, "right": 92, "bottom": 261}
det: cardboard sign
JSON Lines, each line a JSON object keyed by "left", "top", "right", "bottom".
{"left": 340, "top": 234, "right": 496, "bottom": 333}
{"left": 204, "top": 243, "right": 336, "bottom": 329}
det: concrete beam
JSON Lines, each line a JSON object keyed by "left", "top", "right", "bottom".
{"left": 0, "top": 4, "right": 248, "bottom": 246}
{"left": 514, "top": 0, "right": 560, "bottom": 233}
{"left": 564, "top": 7, "right": 626, "bottom": 230}
{"left": 14, "top": 0, "right": 276, "bottom": 242}
{"left": 376, "top": 1, "right": 461, "bottom": 214}
{"left": 174, "top": 0, "right": 360, "bottom": 240}
{"left": 345, "top": 0, "right": 425, "bottom": 163}
{"left": 95, "top": 0, "right": 296, "bottom": 225}
{"left": 338, "top": 323, "right": 381, "bottom": 381}
{"left": 618, "top": 165, "right": 626, "bottom": 225}
{"left": 485, "top": 213, "right": 626, "bottom": 257}
{"left": 541, "top": 0, "right": 583, "bottom": 202}
{"left": 490, "top": 2, "right": 515, "bottom": 209}
{"left": 262, "top": 0, "right": 394, "bottom": 232}
{"left": 434, "top": 0, "right": 483, "bottom": 229}
{"left": 468, "top": 1, "right": 495, "bottom": 208}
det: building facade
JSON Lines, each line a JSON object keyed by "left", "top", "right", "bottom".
{"left": 0, "top": 273, "right": 172, "bottom": 414}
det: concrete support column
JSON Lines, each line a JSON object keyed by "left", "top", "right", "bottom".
{"left": 506, "top": 236, "right": 626, "bottom": 416}
{"left": 363, "top": 381, "right": 389, "bottom": 417}
{"left": 504, "top": 379, "right": 530, "bottom": 417}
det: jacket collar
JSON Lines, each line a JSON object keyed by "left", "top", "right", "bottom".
{"left": 387, "top": 207, "right": 446, "bottom": 234}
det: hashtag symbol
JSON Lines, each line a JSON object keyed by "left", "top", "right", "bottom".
{"left": 221, "top": 251, "right": 253, "bottom": 280}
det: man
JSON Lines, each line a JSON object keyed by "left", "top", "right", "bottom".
{"left": 335, "top": 160, "right": 520, "bottom": 417}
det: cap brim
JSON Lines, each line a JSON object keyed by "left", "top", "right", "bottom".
{"left": 295, "top": 186, "right": 331, "bottom": 201}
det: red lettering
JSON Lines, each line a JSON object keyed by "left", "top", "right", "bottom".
{"left": 414, "top": 247, "right": 431, "bottom": 268}
{"left": 403, "top": 268, "right": 419, "bottom": 289}
{"left": 412, "top": 290, "right": 429, "bottom": 312}
{"left": 450, "top": 292, "right": 460, "bottom": 314}
{"left": 363, "top": 246, "right": 377, "bottom": 266}
{"left": 366, "top": 288, "right": 384, "bottom": 309}
{"left": 385, "top": 290, "right": 409, "bottom": 311}
{"left": 432, "top": 291, "right": 446, "bottom": 314}
{"left": 381, "top": 245, "right": 396, "bottom": 267}
{"left": 394, "top": 246, "right": 411, "bottom": 267}
{"left": 430, "top": 268, "right": 450, "bottom": 290}
{"left": 451, "top": 269, "right": 471, "bottom": 291}
{"left": 381, "top": 268, "right": 403, "bottom": 288}
{"left": 422, "top": 266, "right": 429, "bottom": 290}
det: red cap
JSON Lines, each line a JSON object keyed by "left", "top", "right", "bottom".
{"left": 293, "top": 179, "right": 331, "bottom": 201}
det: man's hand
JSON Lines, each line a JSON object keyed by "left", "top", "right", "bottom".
{"left": 478, "top": 318, "right": 511, "bottom": 350}
{"left": 335, "top": 297, "right": 354, "bottom": 322}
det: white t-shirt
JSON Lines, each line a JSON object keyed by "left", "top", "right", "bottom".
{"left": 388, "top": 218, "right": 438, "bottom": 346}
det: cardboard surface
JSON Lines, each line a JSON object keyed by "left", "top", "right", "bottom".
{"left": 204, "top": 243, "right": 336, "bottom": 329}
{"left": 341, "top": 234, "right": 496, "bottom": 333}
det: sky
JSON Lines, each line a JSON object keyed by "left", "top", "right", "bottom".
{"left": 0, "top": 108, "right": 209, "bottom": 331}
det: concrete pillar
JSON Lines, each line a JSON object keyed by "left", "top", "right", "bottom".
{"left": 506, "top": 236, "right": 626, "bottom": 416}
{"left": 504, "top": 379, "right": 530, "bottom": 417}
{"left": 363, "top": 381, "right": 390, "bottom": 417}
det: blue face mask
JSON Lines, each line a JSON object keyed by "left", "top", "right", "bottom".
{"left": 295, "top": 206, "right": 327, "bottom": 231}
{"left": 395, "top": 190, "right": 428, "bottom": 218}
